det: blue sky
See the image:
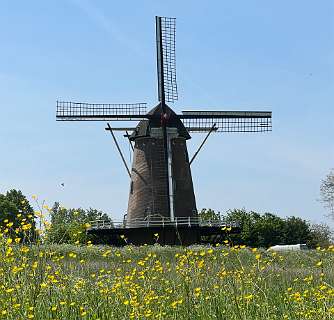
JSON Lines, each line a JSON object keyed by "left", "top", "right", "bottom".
{"left": 0, "top": 1, "right": 333, "bottom": 227}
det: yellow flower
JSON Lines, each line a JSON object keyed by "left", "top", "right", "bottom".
{"left": 316, "top": 261, "right": 323, "bottom": 267}
{"left": 194, "top": 287, "right": 202, "bottom": 297}
{"left": 22, "top": 223, "right": 32, "bottom": 231}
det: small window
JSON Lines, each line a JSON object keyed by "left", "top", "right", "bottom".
{"left": 130, "top": 181, "right": 134, "bottom": 194}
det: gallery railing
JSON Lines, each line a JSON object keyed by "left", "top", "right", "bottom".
{"left": 88, "top": 217, "right": 239, "bottom": 230}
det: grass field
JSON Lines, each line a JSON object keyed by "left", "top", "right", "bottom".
{"left": 0, "top": 239, "right": 334, "bottom": 320}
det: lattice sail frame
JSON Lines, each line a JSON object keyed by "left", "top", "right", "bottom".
{"left": 180, "top": 111, "right": 272, "bottom": 132}
{"left": 156, "top": 16, "right": 178, "bottom": 103}
{"left": 56, "top": 101, "right": 147, "bottom": 121}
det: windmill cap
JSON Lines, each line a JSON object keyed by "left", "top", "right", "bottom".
{"left": 129, "top": 103, "right": 191, "bottom": 141}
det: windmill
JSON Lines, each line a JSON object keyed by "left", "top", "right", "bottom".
{"left": 56, "top": 16, "right": 272, "bottom": 245}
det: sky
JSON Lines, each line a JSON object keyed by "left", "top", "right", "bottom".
{"left": 0, "top": 1, "right": 333, "bottom": 227}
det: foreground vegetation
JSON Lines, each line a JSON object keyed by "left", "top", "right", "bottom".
{"left": 0, "top": 240, "right": 334, "bottom": 320}
{"left": 0, "top": 190, "right": 333, "bottom": 319}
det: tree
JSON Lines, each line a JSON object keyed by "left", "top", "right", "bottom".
{"left": 308, "top": 223, "right": 332, "bottom": 248}
{"left": 198, "top": 208, "right": 221, "bottom": 222}
{"left": 282, "top": 216, "right": 312, "bottom": 245}
{"left": 221, "top": 209, "right": 331, "bottom": 248}
{"left": 0, "top": 189, "right": 37, "bottom": 242}
{"left": 224, "top": 209, "right": 286, "bottom": 247}
{"left": 45, "top": 202, "right": 112, "bottom": 244}
{"left": 320, "top": 169, "right": 334, "bottom": 217}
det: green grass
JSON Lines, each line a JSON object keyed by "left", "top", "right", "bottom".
{"left": 0, "top": 242, "right": 333, "bottom": 319}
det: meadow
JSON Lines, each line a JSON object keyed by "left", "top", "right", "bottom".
{"left": 0, "top": 238, "right": 333, "bottom": 320}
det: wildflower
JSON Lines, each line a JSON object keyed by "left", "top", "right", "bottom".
{"left": 316, "top": 261, "right": 323, "bottom": 267}
{"left": 194, "top": 287, "right": 201, "bottom": 297}
{"left": 22, "top": 223, "right": 32, "bottom": 231}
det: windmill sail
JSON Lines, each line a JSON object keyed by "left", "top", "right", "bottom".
{"left": 56, "top": 101, "right": 147, "bottom": 121}
{"left": 156, "top": 16, "right": 178, "bottom": 103}
{"left": 180, "top": 110, "right": 272, "bottom": 132}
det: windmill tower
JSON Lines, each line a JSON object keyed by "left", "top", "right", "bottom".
{"left": 56, "top": 17, "right": 272, "bottom": 245}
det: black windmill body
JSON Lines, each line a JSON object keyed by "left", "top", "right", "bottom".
{"left": 56, "top": 17, "right": 272, "bottom": 245}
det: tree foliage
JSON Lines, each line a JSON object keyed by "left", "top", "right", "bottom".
{"left": 320, "top": 169, "right": 334, "bottom": 217}
{"left": 198, "top": 208, "right": 222, "bottom": 221}
{"left": 205, "top": 208, "right": 333, "bottom": 248}
{"left": 45, "top": 202, "right": 112, "bottom": 244}
{"left": 0, "top": 189, "right": 37, "bottom": 241}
